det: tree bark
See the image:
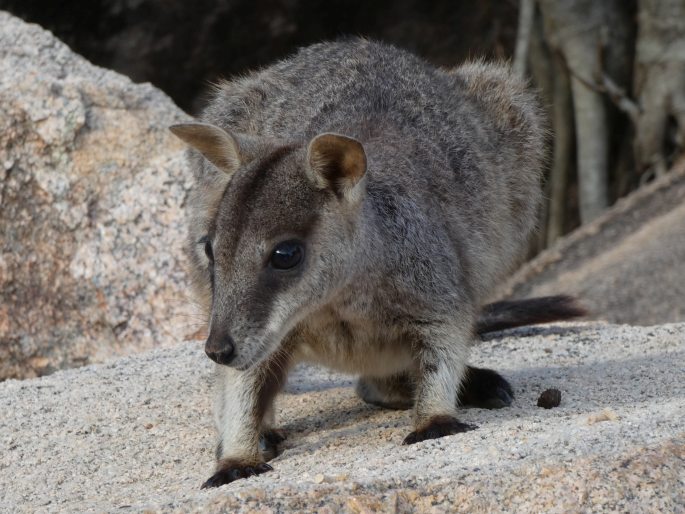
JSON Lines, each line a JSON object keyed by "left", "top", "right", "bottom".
{"left": 547, "top": 54, "right": 574, "bottom": 245}
{"left": 634, "top": 0, "right": 685, "bottom": 177}
{"left": 513, "top": 0, "right": 535, "bottom": 78}
{"left": 537, "top": 0, "right": 632, "bottom": 223}
{"left": 527, "top": 6, "right": 554, "bottom": 251}
{"left": 569, "top": 63, "right": 609, "bottom": 222}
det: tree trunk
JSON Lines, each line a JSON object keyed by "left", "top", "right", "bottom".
{"left": 634, "top": 0, "right": 685, "bottom": 177}
{"left": 569, "top": 64, "right": 609, "bottom": 222}
{"left": 513, "top": 0, "right": 535, "bottom": 78}
{"left": 537, "top": 0, "right": 632, "bottom": 223}
{"left": 527, "top": 6, "right": 554, "bottom": 251}
{"left": 547, "top": 54, "right": 574, "bottom": 244}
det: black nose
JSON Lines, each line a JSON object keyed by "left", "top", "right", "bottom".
{"left": 205, "top": 335, "right": 236, "bottom": 365}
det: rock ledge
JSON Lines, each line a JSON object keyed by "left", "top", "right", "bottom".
{"left": 1, "top": 322, "right": 683, "bottom": 512}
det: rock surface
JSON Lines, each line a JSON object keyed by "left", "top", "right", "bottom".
{"left": 496, "top": 158, "right": 685, "bottom": 326}
{"left": 1, "top": 322, "right": 683, "bottom": 512}
{"left": 0, "top": 12, "right": 196, "bottom": 380}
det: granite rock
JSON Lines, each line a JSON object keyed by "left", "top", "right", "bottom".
{"left": 0, "top": 12, "right": 197, "bottom": 380}
{"left": 1, "top": 322, "right": 683, "bottom": 512}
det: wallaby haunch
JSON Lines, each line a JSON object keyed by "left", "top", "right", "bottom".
{"left": 170, "top": 39, "right": 585, "bottom": 488}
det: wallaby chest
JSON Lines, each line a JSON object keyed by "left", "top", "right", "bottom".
{"left": 293, "top": 307, "right": 415, "bottom": 377}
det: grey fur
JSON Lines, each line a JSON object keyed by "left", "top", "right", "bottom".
{"left": 172, "top": 38, "right": 546, "bottom": 486}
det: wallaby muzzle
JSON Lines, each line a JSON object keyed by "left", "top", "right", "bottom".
{"left": 205, "top": 328, "right": 236, "bottom": 366}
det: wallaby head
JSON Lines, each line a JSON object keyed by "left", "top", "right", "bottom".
{"left": 171, "top": 122, "right": 367, "bottom": 369}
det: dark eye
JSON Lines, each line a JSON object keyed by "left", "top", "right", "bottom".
{"left": 269, "top": 240, "right": 304, "bottom": 270}
{"left": 199, "top": 236, "right": 213, "bottom": 262}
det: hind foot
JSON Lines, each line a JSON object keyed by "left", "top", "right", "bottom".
{"left": 357, "top": 366, "right": 513, "bottom": 410}
{"left": 458, "top": 366, "right": 514, "bottom": 409}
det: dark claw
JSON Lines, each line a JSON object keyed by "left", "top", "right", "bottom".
{"left": 459, "top": 366, "right": 514, "bottom": 409}
{"left": 402, "top": 415, "right": 477, "bottom": 445}
{"left": 256, "top": 463, "right": 273, "bottom": 473}
{"left": 201, "top": 461, "right": 273, "bottom": 489}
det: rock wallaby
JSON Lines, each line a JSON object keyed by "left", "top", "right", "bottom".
{"left": 170, "top": 38, "right": 584, "bottom": 488}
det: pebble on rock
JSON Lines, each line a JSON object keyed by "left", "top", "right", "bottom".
{"left": 537, "top": 388, "right": 562, "bottom": 409}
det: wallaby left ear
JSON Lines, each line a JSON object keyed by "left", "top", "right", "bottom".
{"left": 306, "top": 133, "right": 367, "bottom": 199}
{"left": 169, "top": 123, "right": 241, "bottom": 174}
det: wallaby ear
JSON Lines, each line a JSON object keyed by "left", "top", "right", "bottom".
{"left": 169, "top": 123, "right": 241, "bottom": 174}
{"left": 307, "top": 133, "right": 367, "bottom": 198}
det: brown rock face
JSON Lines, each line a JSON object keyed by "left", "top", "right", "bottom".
{"left": 0, "top": 12, "right": 197, "bottom": 380}
{"left": 0, "top": 0, "right": 517, "bottom": 112}
{"left": 495, "top": 158, "right": 685, "bottom": 325}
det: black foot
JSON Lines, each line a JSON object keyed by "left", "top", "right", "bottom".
{"left": 458, "top": 366, "right": 514, "bottom": 409}
{"left": 259, "top": 429, "right": 286, "bottom": 460}
{"left": 201, "top": 461, "right": 273, "bottom": 489}
{"left": 402, "top": 415, "right": 477, "bottom": 445}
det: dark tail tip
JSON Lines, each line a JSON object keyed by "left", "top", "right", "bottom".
{"left": 476, "top": 294, "right": 587, "bottom": 336}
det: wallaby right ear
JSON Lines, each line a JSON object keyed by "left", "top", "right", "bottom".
{"left": 306, "top": 133, "right": 367, "bottom": 200}
{"left": 169, "top": 123, "right": 241, "bottom": 174}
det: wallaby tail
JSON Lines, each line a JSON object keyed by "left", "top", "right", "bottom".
{"left": 476, "top": 295, "right": 587, "bottom": 336}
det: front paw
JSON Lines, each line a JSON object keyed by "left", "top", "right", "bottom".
{"left": 402, "top": 415, "right": 477, "bottom": 445}
{"left": 201, "top": 460, "right": 273, "bottom": 489}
